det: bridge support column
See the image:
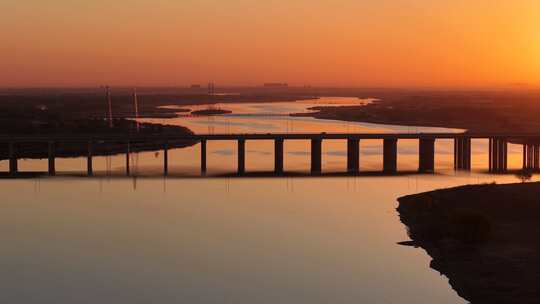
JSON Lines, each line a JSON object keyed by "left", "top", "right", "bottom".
{"left": 454, "top": 138, "right": 461, "bottom": 169}
{"left": 534, "top": 144, "right": 540, "bottom": 171}
{"left": 455, "top": 138, "right": 463, "bottom": 169}
{"left": 502, "top": 138, "right": 508, "bottom": 172}
{"left": 490, "top": 138, "right": 494, "bottom": 172}
{"left": 492, "top": 138, "right": 499, "bottom": 172}
{"left": 524, "top": 144, "right": 528, "bottom": 169}
{"left": 201, "top": 140, "right": 207, "bottom": 175}
{"left": 383, "top": 138, "right": 397, "bottom": 173}
{"left": 503, "top": 138, "right": 508, "bottom": 172}
{"left": 9, "top": 142, "right": 18, "bottom": 175}
{"left": 87, "top": 141, "right": 93, "bottom": 176}
{"left": 347, "top": 139, "right": 360, "bottom": 173}
{"left": 529, "top": 145, "right": 533, "bottom": 169}
{"left": 498, "top": 139, "right": 505, "bottom": 172}
{"left": 489, "top": 138, "right": 507, "bottom": 173}
{"left": 522, "top": 144, "right": 527, "bottom": 170}
{"left": 454, "top": 138, "right": 471, "bottom": 171}
{"left": 419, "top": 138, "right": 435, "bottom": 173}
{"left": 274, "top": 139, "right": 284, "bottom": 174}
{"left": 126, "top": 142, "right": 130, "bottom": 176}
{"left": 163, "top": 141, "right": 169, "bottom": 176}
{"left": 529, "top": 144, "right": 535, "bottom": 170}
{"left": 529, "top": 144, "right": 534, "bottom": 170}
{"left": 311, "top": 139, "right": 322, "bottom": 174}
{"left": 523, "top": 143, "right": 540, "bottom": 171}
{"left": 464, "top": 138, "right": 471, "bottom": 169}
{"left": 238, "top": 139, "right": 246, "bottom": 174}
{"left": 48, "top": 141, "right": 56, "bottom": 176}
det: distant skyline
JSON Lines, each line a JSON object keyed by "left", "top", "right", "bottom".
{"left": 2, "top": 0, "right": 539, "bottom": 88}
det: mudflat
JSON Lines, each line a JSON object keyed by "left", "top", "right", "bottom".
{"left": 398, "top": 182, "right": 540, "bottom": 304}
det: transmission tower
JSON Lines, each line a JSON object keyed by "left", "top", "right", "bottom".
{"left": 133, "top": 88, "right": 140, "bottom": 132}
{"left": 106, "top": 86, "right": 113, "bottom": 128}
{"left": 208, "top": 82, "right": 215, "bottom": 95}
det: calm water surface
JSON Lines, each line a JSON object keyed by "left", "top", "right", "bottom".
{"left": 0, "top": 97, "right": 532, "bottom": 303}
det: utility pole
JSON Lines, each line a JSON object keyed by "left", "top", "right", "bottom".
{"left": 133, "top": 88, "right": 140, "bottom": 132}
{"left": 106, "top": 86, "right": 113, "bottom": 128}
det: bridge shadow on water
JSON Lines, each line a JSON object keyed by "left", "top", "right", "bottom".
{"left": 0, "top": 169, "right": 527, "bottom": 180}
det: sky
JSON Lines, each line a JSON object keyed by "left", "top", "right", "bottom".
{"left": 1, "top": 0, "right": 540, "bottom": 88}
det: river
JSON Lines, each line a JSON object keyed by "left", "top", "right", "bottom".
{"left": 0, "top": 97, "right": 533, "bottom": 303}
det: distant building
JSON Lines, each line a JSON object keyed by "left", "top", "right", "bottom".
{"left": 264, "top": 83, "right": 288, "bottom": 88}
{"left": 190, "top": 84, "right": 202, "bottom": 89}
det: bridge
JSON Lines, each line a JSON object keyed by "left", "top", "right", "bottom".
{"left": 2, "top": 132, "right": 540, "bottom": 176}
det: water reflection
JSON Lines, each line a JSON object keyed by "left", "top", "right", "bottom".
{"left": 2, "top": 173, "right": 536, "bottom": 304}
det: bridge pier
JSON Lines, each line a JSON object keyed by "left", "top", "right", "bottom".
{"left": 465, "top": 138, "right": 472, "bottom": 170}
{"left": 383, "top": 138, "right": 397, "bottom": 173}
{"left": 523, "top": 143, "right": 540, "bottom": 171}
{"left": 347, "top": 139, "right": 360, "bottom": 173}
{"left": 499, "top": 139, "right": 506, "bottom": 171}
{"left": 454, "top": 138, "right": 471, "bottom": 170}
{"left": 201, "top": 140, "right": 207, "bottom": 175}
{"left": 489, "top": 138, "right": 507, "bottom": 173}
{"left": 8, "top": 142, "right": 18, "bottom": 175}
{"left": 534, "top": 145, "right": 540, "bottom": 170}
{"left": 238, "top": 139, "right": 246, "bottom": 174}
{"left": 529, "top": 145, "right": 533, "bottom": 169}
{"left": 534, "top": 145, "right": 538, "bottom": 170}
{"left": 490, "top": 138, "right": 498, "bottom": 172}
{"left": 163, "top": 141, "right": 169, "bottom": 176}
{"left": 525, "top": 144, "right": 529, "bottom": 169}
{"left": 274, "top": 139, "right": 284, "bottom": 174}
{"left": 311, "top": 139, "right": 322, "bottom": 174}
{"left": 419, "top": 138, "right": 435, "bottom": 173}
{"left": 48, "top": 141, "right": 56, "bottom": 176}
{"left": 126, "top": 142, "right": 130, "bottom": 176}
{"left": 87, "top": 141, "right": 93, "bottom": 176}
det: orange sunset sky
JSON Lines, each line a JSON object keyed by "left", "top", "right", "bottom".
{"left": 1, "top": 0, "right": 539, "bottom": 88}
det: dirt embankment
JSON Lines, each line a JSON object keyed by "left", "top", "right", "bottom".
{"left": 292, "top": 90, "right": 540, "bottom": 133}
{"left": 398, "top": 182, "right": 540, "bottom": 304}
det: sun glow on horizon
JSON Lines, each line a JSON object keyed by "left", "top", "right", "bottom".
{"left": 1, "top": 0, "right": 540, "bottom": 88}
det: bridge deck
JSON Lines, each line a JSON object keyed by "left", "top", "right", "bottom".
{"left": 2, "top": 132, "right": 540, "bottom": 143}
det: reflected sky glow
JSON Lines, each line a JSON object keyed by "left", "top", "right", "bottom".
{"left": 2, "top": 174, "right": 532, "bottom": 304}
{"left": 0, "top": 97, "right": 535, "bottom": 303}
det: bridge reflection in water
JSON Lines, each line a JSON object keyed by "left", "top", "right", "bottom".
{"left": 2, "top": 133, "right": 540, "bottom": 177}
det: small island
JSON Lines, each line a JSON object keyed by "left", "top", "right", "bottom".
{"left": 191, "top": 108, "right": 232, "bottom": 116}
{"left": 398, "top": 182, "right": 540, "bottom": 304}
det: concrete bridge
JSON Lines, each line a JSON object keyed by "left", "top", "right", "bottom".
{"left": 2, "top": 132, "right": 540, "bottom": 176}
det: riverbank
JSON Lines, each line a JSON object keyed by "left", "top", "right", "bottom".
{"left": 0, "top": 119, "right": 197, "bottom": 160}
{"left": 6, "top": 87, "right": 540, "bottom": 132}
{"left": 398, "top": 182, "right": 540, "bottom": 304}
{"left": 0, "top": 87, "right": 318, "bottom": 120}
{"left": 292, "top": 90, "right": 540, "bottom": 133}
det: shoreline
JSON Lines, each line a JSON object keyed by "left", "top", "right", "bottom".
{"left": 0, "top": 120, "right": 197, "bottom": 161}
{"left": 398, "top": 182, "right": 540, "bottom": 304}
{"left": 290, "top": 91, "right": 540, "bottom": 133}
{"left": 5, "top": 89, "right": 540, "bottom": 162}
